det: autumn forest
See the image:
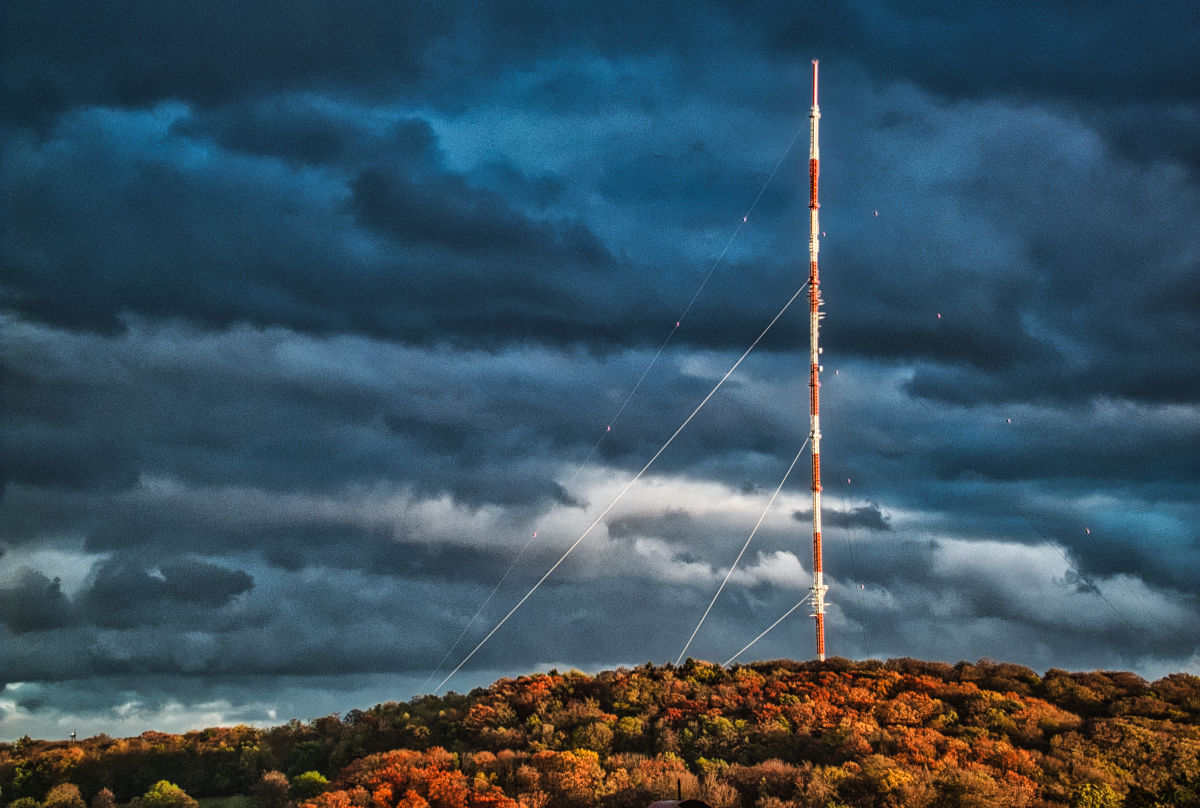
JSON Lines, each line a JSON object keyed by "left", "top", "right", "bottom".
{"left": 4, "top": 658, "right": 1199, "bottom": 808}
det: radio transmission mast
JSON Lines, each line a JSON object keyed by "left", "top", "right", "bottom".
{"left": 807, "top": 60, "right": 828, "bottom": 661}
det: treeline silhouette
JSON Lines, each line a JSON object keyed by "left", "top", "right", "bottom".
{"left": 3, "top": 658, "right": 1199, "bottom": 808}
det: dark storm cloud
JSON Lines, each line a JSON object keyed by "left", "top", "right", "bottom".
{"left": 176, "top": 94, "right": 386, "bottom": 166}
{"left": 817, "top": 422, "right": 1200, "bottom": 595}
{"left": 3, "top": 476, "right": 548, "bottom": 576}
{"left": 10, "top": 0, "right": 1197, "bottom": 113}
{"left": 352, "top": 161, "right": 604, "bottom": 259}
{"left": 598, "top": 141, "right": 793, "bottom": 221}
{"left": 2, "top": 553, "right": 716, "bottom": 684}
{"left": 816, "top": 86, "right": 1200, "bottom": 405}
{"left": 0, "top": 106, "right": 636, "bottom": 345}
{"left": 157, "top": 557, "right": 256, "bottom": 606}
{"left": 7, "top": 25, "right": 1196, "bottom": 373}
{"left": 1014, "top": 503, "right": 1200, "bottom": 599}
{"left": 806, "top": 524, "right": 1200, "bottom": 669}
{"left": 764, "top": 2, "right": 1200, "bottom": 108}
{"left": 0, "top": 568, "right": 71, "bottom": 634}
{"left": 10, "top": 100, "right": 780, "bottom": 358}
{"left": 608, "top": 510, "right": 698, "bottom": 542}
{"left": 5, "top": 0, "right": 754, "bottom": 125}
{"left": 259, "top": 527, "right": 521, "bottom": 585}
{"left": 1101, "top": 102, "right": 1200, "bottom": 175}
{"left": 0, "top": 318, "right": 618, "bottom": 507}
{"left": 793, "top": 505, "right": 890, "bottom": 531}
{"left": 2, "top": 317, "right": 819, "bottom": 519}
{"left": 904, "top": 398, "right": 1200, "bottom": 487}
{"left": 3, "top": 0, "right": 435, "bottom": 124}
{"left": 77, "top": 556, "right": 253, "bottom": 629}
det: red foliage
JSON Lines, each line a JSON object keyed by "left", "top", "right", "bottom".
{"left": 327, "top": 748, "right": 517, "bottom": 808}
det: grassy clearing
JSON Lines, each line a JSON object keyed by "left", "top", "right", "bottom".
{"left": 197, "top": 797, "right": 253, "bottom": 808}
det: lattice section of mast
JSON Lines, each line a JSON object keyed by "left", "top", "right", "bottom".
{"left": 808, "top": 60, "right": 828, "bottom": 661}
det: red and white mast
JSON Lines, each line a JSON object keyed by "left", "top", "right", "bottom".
{"left": 807, "top": 60, "right": 828, "bottom": 660}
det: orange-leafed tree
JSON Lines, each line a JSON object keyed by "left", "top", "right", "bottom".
{"left": 326, "top": 748, "right": 517, "bottom": 808}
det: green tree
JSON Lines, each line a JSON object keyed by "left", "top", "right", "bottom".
{"left": 1071, "top": 783, "right": 1124, "bottom": 808}
{"left": 9, "top": 799, "right": 43, "bottom": 808}
{"left": 290, "top": 771, "right": 329, "bottom": 802}
{"left": 139, "top": 781, "right": 199, "bottom": 808}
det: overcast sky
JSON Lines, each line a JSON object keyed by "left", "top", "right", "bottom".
{"left": 3, "top": 0, "right": 1199, "bottom": 742}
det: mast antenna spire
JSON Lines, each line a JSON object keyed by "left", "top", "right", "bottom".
{"left": 807, "top": 59, "right": 828, "bottom": 661}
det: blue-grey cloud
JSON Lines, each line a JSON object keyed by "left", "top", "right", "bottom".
{"left": 77, "top": 556, "right": 254, "bottom": 629}
{"left": 0, "top": 568, "right": 71, "bottom": 634}
{"left": 793, "top": 505, "right": 890, "bottom": 531}
{"left": 2, "top": 0, "right": 1198, "bottom": 743}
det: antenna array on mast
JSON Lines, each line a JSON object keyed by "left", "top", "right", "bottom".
{"left": 807, "top": 60, "right": 828, "bottom": 660}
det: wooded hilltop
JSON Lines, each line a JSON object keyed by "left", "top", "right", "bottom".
{"left": 4, "top": 658, "right": 1199, "bottom": 808}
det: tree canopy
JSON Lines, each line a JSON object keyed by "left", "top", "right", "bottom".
{"left": 3, "top": 659, "right": 1199, "bottom": 808}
